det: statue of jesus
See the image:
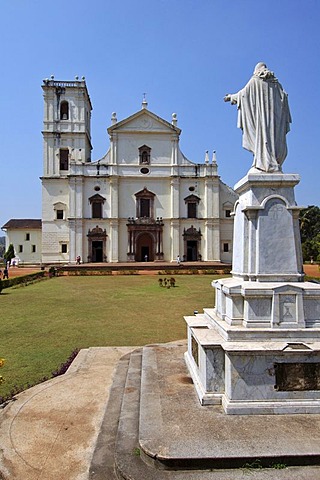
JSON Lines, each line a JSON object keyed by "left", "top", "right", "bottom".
{"left": 224, "top": 63, "right": 292, "bottom": 173}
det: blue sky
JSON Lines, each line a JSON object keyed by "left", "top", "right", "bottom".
{"left": 1, "top": 0, "right": 319, "bottom": 229}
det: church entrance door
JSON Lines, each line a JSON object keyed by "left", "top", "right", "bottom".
{"left": 92, "top": 241, "right": 103, "bottom": 262}
{"left": 136, "top": 233, "right": 154, "bottom": 262}
{"left": 187, "top": 240, "right": 198, "bottom": 261}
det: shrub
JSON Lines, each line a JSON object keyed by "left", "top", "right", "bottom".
{"left": 1, "top": 271, "right": 46, "bottom": 290}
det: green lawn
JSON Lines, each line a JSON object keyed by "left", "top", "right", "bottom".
{"left": 0, "top": 275, "right": 218, "bottom": 399}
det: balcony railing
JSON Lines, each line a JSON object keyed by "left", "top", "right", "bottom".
{"left": 43, "top": 79, "right": 86, "bottom": 88}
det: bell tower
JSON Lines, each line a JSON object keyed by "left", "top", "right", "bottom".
{"left": 41, "top": 76, "right": 92, "bottom": 264}
{"left": 42, "top": 75, "right": 92, "bottom": 177}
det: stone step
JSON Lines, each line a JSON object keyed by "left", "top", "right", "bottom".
{"left": 89, "top": 350, "right": 133, "bottom": 480}
{"left": 114, "top": 348, "right": 145, "bottom": 479}
{"left": 138, "top": 343, "right": 320, "bottom": 474}
{"left": 91, "top": 343, "right": 320, "bottom": 480}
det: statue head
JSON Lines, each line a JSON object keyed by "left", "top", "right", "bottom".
{"left": 253, "top": 62, "right": 275, "bottom": 80}
{"left": 253, "top": 62, "right": 267, "bottom": 75}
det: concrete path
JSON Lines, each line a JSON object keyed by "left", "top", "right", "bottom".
{"left": 0, "top": 347, "right": 136, "bottom": 480}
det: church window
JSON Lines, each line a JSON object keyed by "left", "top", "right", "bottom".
{"left": 60, "top": 101, "right": 69, "bottom": 120}
{"left": 61, "top": 243, "right": 67, "bottom": 253}
{"left": 92, "top": 201, "right": 102, "bottom": 218}
{"left": 140, "top": 198, "right": 150, "bottom": 217}
{"left": 59, "top": 149, "right": 69, "bottom": 170}
{"left": 187, "top": 203, "right": 197, "bottom": 219}
{"left": 223, "top": 243, "right": 229, "bottom": 252}
{"left": 56, "top": 210, "right": 64, "bottom": 220}
{"left": 139, "top": 145, "right": 151, "bottom": 165}
{"left": 25, "top": 233, "right": 30, "bottom": 241}
{"left": 184, "top": 194, "right": 200, "bottom": 219}
{"left": 32, "top": 245, "right": 36, "bottom": 253}
{"left": 225, "top": 210, "right": 231, "bottom": 218}
{"left": 19, "top": 245, "right": 23, "bottom": 253}
{"left": 135, "top": 187, "right": 155, "bottom": 219}
{"left": 89, "top": 193, "right": 105, "bottom": 219}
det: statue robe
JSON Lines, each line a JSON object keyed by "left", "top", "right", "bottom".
{"left": 231, "top": 76, "right": 291, "bottom": 173}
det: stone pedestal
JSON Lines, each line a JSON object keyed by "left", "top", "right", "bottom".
{"left": 185, "top": 172, "right": 320, "bottom": 414}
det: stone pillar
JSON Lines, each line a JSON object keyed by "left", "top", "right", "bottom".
{"left": 110, "top": 177, "right": 119, "bottom": 218}
{"left": 170, "top": 177, "right": 180, "bottom": 218}
{"left": 170, "top": 220, "right": 180, "bottom": 261}
{"left": 204, "top": 220, "right": 213, "bottom": 261}
{"left": 69, "top": 219, "right": 76, "bottom": 263}
{"left": 69, "top": 177, "right": 76, "bottom": 219}
{"left": 110, "top": 219, "right": 119, "bottom": 262}
{"left": 171, "top": 134, "right": 178, "bottom": 165}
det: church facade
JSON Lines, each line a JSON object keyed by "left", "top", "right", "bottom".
{"left": 3, "top": 78, "right": 237, "bottom": 265}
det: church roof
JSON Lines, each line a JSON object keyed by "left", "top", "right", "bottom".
{"left": 107, "top": 108, "right": 181, "bottom": 135}
{"left": 1, "top": 219, "right": 42, "bottom": 230}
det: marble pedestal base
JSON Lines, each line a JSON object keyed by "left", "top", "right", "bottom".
{"left": 185, "top": 171, "right": 320, "bottom": 414}
{"left": 185, "top": 276, "right": 320, "bottom": 415}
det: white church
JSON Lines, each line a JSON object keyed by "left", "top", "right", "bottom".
{"left": 2, "top": 77, "right": 237, "bottom": 265}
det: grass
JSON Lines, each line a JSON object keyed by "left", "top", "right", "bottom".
{"left": 0, "top": 275, "right": 218, "bottom": 399}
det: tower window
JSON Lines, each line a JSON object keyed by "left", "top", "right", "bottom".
{"left": 25, "top": 233, "right": 30, "bottom": 241}
{"left": 60, "top": 101, "right": 69, "bottom": 120}
{"left": 223, "top": 243, "right": 229, "bottom": 252}
{"left": 61, "top": 243, "right": 67, "bottom": 253}
{"left": 59, "top": 149, "right": 69, "bottom": 170}
{"left": 56, "top": 210, "right": 64, "bottom": 220}
{"left": 32, "top": 245, "right": 36, "bottom": 253}
{"left": 223, "top": 203, "right": 234, "bottom": 218}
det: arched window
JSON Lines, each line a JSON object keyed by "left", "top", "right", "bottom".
{"left": 60, "top": 101, "right": 69, "bottom": 120}
{"left": 139, "top": 145, "right": 151, "bottom": 165}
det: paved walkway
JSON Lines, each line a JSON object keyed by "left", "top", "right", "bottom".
{"left": 6, "top": 263, "right": 320, "bottom": 278}
{"left": 0, "top": 347, "right": 136, "bottom": 480}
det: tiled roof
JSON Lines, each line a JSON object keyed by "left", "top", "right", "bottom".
{"left": 1, "top": 219, "right": 42, "bottom": 229}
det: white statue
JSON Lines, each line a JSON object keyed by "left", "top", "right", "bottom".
{"left": 224, "top": 63, "right": 292, "bottom": 173}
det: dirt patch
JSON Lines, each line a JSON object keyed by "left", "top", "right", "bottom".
{"left": 304, "top": 264, "right": 320, "bottom": 278}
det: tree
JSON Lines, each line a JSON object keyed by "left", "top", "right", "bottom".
{"left": 0, "top": 237, "right": 5, "bottom": 258}
{"left": 3, "top": 243, "right": 15, "bottom": 264}
{"left": 300, "top": 206, "right": 320, "bottom": 262}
